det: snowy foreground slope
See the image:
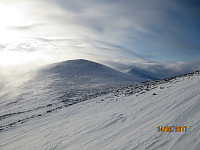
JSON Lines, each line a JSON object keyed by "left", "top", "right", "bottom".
{"left": 0, "top": 59, "right": 153, "bottom": 133}
{"left": 1, "top": 71, "right": 200, "bottom": 150}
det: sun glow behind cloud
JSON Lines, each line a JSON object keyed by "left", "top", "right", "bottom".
{"left": 0, "top": 4, "right": 23, "bottom": 26}
{"left": 0, "top": 3, "right": 26, "bottom": 43}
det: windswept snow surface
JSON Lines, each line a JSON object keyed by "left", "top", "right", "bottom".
{"left": 1, "top": 70, "right": 200, "bottom": 149}
{"left": 0, "top": 59, "right": 139, "bottom": 132}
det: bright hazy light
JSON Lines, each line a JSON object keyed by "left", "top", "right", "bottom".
{"left": 0, "top": 4, "right": 25, "bottom": 43}
{"left": 0, "top": 4, "right": 23, "bottom": 26}
{"left": 0, "top": 51, "right": 50, "bottom": 66}
{"left": 0, "top": 3, "right": 47, "bottom": 67}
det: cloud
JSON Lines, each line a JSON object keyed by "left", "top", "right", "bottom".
{"left": 106, "top": 60, "right": 200, "bottom": 79}
{"left": 135, "top": 61, "right": 200, "bottom": 78}
{"left": 0, "top": 44, "right": 5, "bottom": 49}
{"left": 7, "top": 23, "right": 44, "bottom": 30}
{"left": 48, "top": 0, "right": 200, "bottom": 61}
{"left": 0, "top": 0, "right": 200, "bottom": 77}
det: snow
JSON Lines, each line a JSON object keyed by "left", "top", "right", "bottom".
{"left": 0, "top": 68, "right": 200, "bottom": 149}
{"left": 0, "top": 59, "right": 138, "bottom": 132}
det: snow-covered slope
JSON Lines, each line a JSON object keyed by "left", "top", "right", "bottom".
{"left": 0, "top": 59, "right": 139, "bottom": 132}
{"left": 1, "top": 70, "right": 200, "bottom": 150}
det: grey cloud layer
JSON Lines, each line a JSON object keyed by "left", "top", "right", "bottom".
{"left": 50, "top": 0, "right": 200, "bottom": 59}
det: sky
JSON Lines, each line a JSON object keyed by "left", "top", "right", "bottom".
{"left": 0, "top": 0, "right": 200, "bottom": 77}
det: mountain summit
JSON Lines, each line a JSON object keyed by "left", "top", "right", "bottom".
{"left": 40, "top": 59, "right": 133, "bottom": 78}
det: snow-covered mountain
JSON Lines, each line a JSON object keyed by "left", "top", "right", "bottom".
{"left": 1, "top": 60, "right": 200, "bottom": 150}
{"left": 0, "top": 59, "right": 142, "bottom": 133}
{"left": 128, "top": 68, "right": 158, "bottom": 80}
{"left": 38, "top": 59, "right": 138, "bottom": 83}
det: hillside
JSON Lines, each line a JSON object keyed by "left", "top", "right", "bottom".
{"left": 0, "top": 59, "right": 140, "bottom": 132}
{"left": 1, "top": 69, "right": 200, "bottom": 150}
